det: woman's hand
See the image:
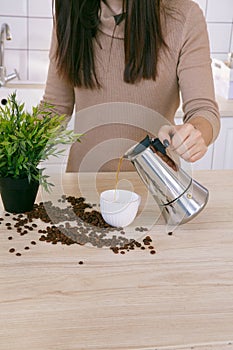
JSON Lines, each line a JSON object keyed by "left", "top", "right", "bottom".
{"left": 158, "top": 123, "right": 208, "bottom": 162}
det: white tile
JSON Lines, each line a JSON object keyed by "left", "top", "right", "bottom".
{"left": 28, "top": 50, "right": 50, "bottom": 82}
{"left": 28, "top": 0, "right": 53, "bottom": 18}
{"left": 0, "top": 0, "right": 27, "bottom": 16}
{"left": 0, "top": 17, "right": 27, "bottom": 50}
{"left": 28, "top": 18, "right": 53, "bottom": 50}
{"left": 192, "top": 0, "right": 207, "bottom": 16}
{"left": 231, "top": 28, "right": 233, "bottom": 51}
{"left": 206, "top": 0, "right": 233, "bottom": 23}
{"left": 4, "top": 49, "right": 28, "bottom": 80}
{"left": 207, "top": 23, "right": 232, "bottom": 53}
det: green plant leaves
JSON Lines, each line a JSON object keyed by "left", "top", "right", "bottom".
{"left": 0, "top": 91, "right": 81, "bottom": 191}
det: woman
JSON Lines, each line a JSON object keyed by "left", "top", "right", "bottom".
{"left": 42, "top": 0, "right": 220, "bottom": 171}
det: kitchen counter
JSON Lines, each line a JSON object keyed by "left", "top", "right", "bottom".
{"left": 3, "top": 82, "right": 233, "bottom": 117}
{"left": 175, "top": 95, "right": 233, "bottom": 118}
{"left": 0, "top": 170, "right": 233, "bottom": 350}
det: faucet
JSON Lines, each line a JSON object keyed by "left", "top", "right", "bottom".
{"left": 0, "top": 23, "right": 19, "bottom": 87}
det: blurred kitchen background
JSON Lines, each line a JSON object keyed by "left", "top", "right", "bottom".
{"left": 0, "top": 0, "right": 232, "bottom": 83}
{"left": 0, "top": 0, "right": 233, "bottom": 171}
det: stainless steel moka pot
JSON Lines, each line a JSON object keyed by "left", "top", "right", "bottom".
{"left": 123, "top": 135, "right": 209, "bottom": 227}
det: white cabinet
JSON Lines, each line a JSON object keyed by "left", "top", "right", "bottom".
{"left": 192, "top": 144, "right": 214, "bottom": 170}
{"left": 212, "top": 117, "right": 233, "bottom": 169}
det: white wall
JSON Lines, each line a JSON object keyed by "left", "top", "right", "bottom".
{"left": 0, "top": 0, "right": 52, "bottom": 82}
{"left": 0, "top": 0, "right": 233, "bottom": 83}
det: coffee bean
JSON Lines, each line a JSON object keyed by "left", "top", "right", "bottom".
{"left": 168, "top": 231, "right": 173, "bottom": 235}
{"left": 16, "top": 252, "right": 21, "bottom": 256}
{"left": 9, "top": 248, "right": 15, "bottom": 253}
{"left": 4, "top": 195, "right": 157, "bottom": 256}
{"left": 78, "top": 261, "right": 84, "bottom": 265}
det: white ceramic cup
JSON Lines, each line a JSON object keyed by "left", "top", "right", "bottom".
{"left": 100, "top": 189, "right": 141, "bottom": 228}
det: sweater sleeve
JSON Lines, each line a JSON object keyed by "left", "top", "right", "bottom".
{"left": 41, "top": 26, "right": 75, "bottom": 121}
{"left": 177, "top": 2, "right": 220, "bottom": 143}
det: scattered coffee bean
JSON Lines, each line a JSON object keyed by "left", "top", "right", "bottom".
{"left": 78, "top": 261, "right": 84, "bottom": 265}
{"left": 168, "top": 231, "right": 173, "bottom": 235}
{"left": 111, "top": 247, "right": 119, "bottom": 254}
{"left": 8, "top": 236, "right": 13, "bottom": 240}
{"left": 5, "top": 213, "right": 10, "bottom": 216}
{"left": 9, "top": 248, "right": 15, "bottom": 253}
{"left": 4, "top": 195, "right": 157, "bottom": 256}
{"left": 16, "top": 252, "right": 21, "bottom": 256}
{"left": 150, "top": 250, "right": 156, "bottom": 254}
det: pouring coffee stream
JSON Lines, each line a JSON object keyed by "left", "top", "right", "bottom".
{"left": 122, "top": 135, "right": 209, "bottom": 227}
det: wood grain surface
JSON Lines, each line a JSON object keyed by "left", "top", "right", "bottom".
{"left": 0, "top": 170, "right": 233, "bottom": 350}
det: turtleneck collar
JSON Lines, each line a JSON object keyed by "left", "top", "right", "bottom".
{"left": 99, "top": 1, "right": 125, "bottom": 39}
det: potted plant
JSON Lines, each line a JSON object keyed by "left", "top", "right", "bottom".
{"left": 0, "top": 92, "right": 81, "bottom": 213}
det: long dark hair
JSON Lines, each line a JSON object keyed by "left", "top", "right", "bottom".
{"left": 53, "top": 0, "right": 167, "bottom": 89}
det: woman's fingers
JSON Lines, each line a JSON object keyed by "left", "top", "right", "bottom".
{"left": 158, "top": 123, "right": 208, "bottom": 162}
{"left": 157, "top": 125, "right": 176, "bottom": 147}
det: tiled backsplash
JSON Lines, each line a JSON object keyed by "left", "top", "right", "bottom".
{"left": 0, "top": 0, "right": 233, "bottom": 83}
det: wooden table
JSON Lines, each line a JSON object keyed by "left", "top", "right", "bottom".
{"left": 0, "top": 170, "right": 233, "bottom": 350}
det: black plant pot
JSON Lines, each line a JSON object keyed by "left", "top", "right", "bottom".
{"left": 0, "top": 177, "right": 39, "bottom": 213}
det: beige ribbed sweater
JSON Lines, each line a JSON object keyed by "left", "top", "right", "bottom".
{"left": 43, "top": 0, "right": 220, "bottom": 172}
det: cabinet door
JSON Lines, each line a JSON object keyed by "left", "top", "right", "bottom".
{"left": 212, "top": 117, "right": 233, "bottom": 169}
{"left": 191, "top": 144, "right": 214, "bottom": 170}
